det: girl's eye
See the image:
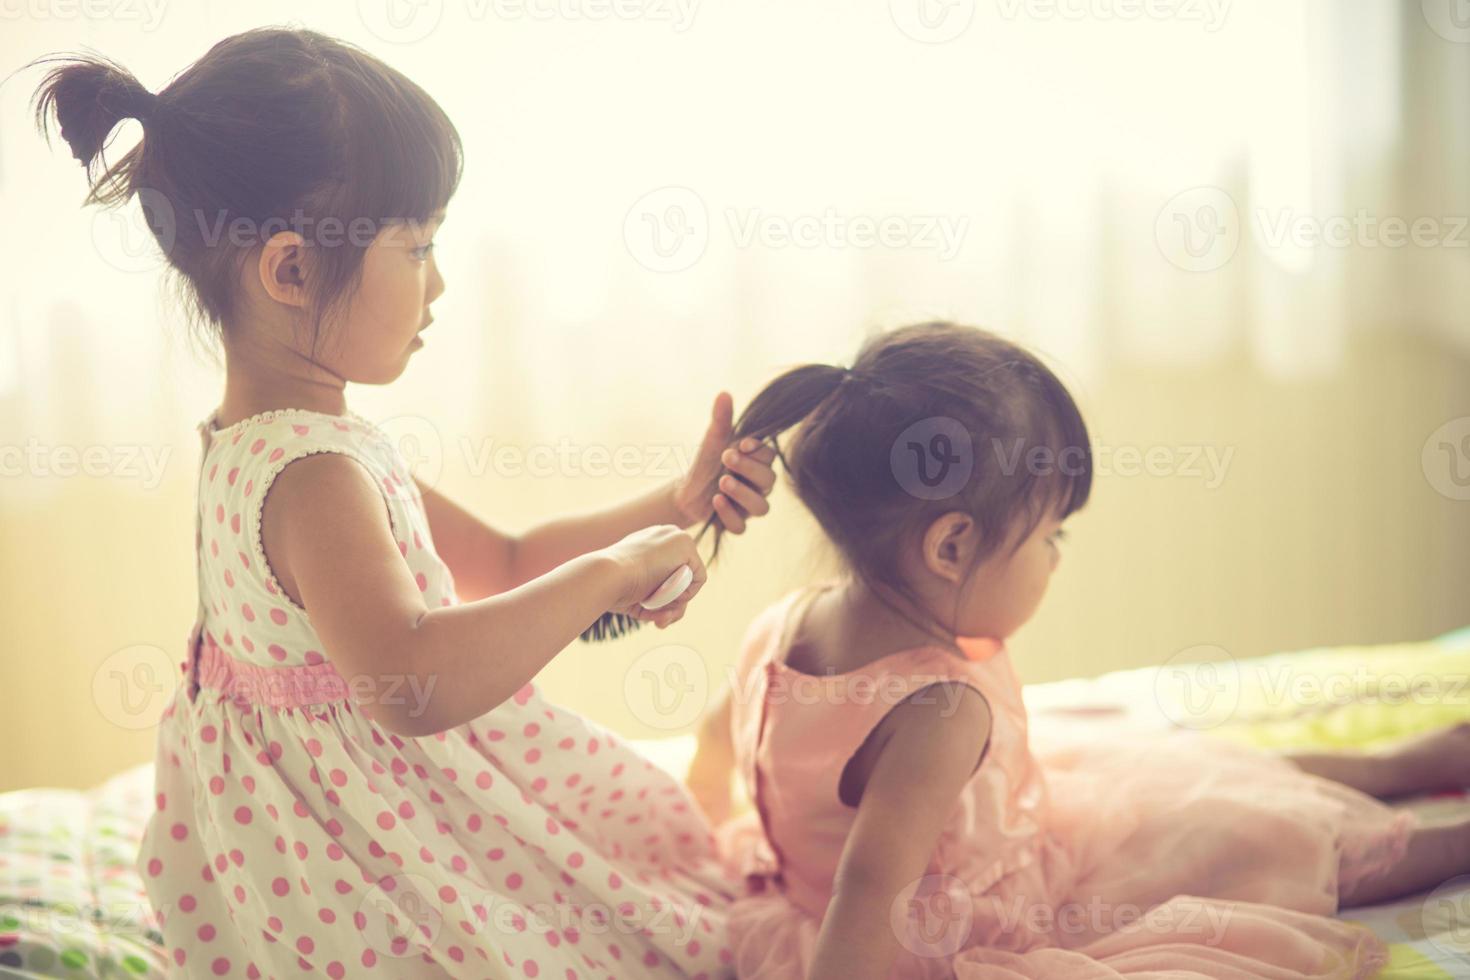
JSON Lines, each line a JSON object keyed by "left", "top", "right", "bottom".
{"left": 411, "top": 242, "right": 435, "bottom": 260}
{"left": 1049, "top": 528, "right": 1068, "bottom": 545}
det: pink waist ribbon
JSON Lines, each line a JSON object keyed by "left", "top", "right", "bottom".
{"left": 195, "top": 640, "right": 350, "bottom": 708}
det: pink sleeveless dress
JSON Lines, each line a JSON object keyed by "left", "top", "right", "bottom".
{"left": 137, "top": 409, "right": 736, "bottom": 979}
{"left": 720, "top": 585, "right": 1414, "bottom": 980}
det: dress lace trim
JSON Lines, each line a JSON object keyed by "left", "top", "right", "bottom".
{"left": 201, "top": 406, "right": 378, "bottom": 438}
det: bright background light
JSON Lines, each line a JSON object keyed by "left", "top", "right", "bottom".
{"left": 2, "top": 0, "right": 1468, "bottom": 790}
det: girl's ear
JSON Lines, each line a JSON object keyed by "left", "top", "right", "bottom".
{"left": 920, "top": 511, "right": 979, "bottom": 583}
{"left": 257, "top": 231, "right": 310, "bottom": 308}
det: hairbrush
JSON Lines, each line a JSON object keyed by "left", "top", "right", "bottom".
{"left": 579, "top": 456, "right": 767, "bottom": 642}
{"left": 579, "top": 564, "right": 696, "bottom": 642}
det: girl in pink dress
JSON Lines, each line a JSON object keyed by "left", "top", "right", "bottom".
{"left": 35, "top": 28, "right": 782, "bottom": 978}
{"left": 687, "top": 321, "right": 1470, "bottom": 980}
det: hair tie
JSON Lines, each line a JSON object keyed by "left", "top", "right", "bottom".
{"left": 97, "top": 84, "right": 160, "bottom": 124}
{"left": 136, "top": 90, "right": 160, "bottom": 122}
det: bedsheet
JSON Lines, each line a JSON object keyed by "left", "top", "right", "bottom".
{"left": 3, "top": 630, "right": 1468, "bottom": 978}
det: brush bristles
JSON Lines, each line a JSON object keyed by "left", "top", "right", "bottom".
{"left": 579, "top": 612, "right": 645, "bottom": 642}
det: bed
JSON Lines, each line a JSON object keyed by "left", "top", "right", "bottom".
{"left": 3, "top": 629, "right": 1468, "bottom": 978}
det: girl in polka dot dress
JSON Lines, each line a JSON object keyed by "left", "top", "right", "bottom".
{"left": 36, "top": 27, "right": 779, "bottom": 979}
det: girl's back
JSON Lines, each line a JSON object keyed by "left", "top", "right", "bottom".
{"left": 723, "top": 584, "right": 1048, "bottom": 977}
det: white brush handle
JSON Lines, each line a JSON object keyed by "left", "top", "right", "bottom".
{"left": 640, "top": 565, "right": 694, "bottom": 611}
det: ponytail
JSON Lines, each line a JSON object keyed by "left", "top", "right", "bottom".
{"left": 697, "top": 323, "right": 1093, "bottom": 603}
{"left": 32, "top": 54, "right": 158, "bottom": 205}
{"left": 26, "top": 29, "right": 464, "bottom": 345}
{"left": 701, "top": 363, "right": 850, "bottom": 559}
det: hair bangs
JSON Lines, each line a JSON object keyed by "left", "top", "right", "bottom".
{"left": 335, "top": 52, "right": 463, "bottom": 229}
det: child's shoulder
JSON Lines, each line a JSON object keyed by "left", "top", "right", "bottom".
{"left": 199, "top": 407, "right": 413, "bottom": 520}
{"left": 741, "top": 584, "right": 833, "bottom": 647}
{"left": 204, "top": 407, "right": 375, "bottom": 451}
{"left": 201, "top": 407, "right": 400, "bottom": 477}
{"left": 732, "top": 586, "right": 817, "bottom": 676}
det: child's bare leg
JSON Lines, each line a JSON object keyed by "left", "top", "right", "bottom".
{"left": 1339, "top": 814, "right": 1470, "bottom": 908}
{"left": 1284, "top": 722, "right": 1470, "bottom": 799}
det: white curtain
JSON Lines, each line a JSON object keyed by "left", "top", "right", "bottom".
{"left": 2, "top": 0, "right": 1468, "bottom": 451}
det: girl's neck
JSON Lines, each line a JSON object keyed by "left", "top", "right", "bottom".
{"left": 215, "top": 335, "right": 348, "bottom": 429}
{"left": 795, "top": 575, "right": 961, "bottom": 673}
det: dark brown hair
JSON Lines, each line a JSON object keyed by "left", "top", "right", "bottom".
{"left": 30, "top": 28, "right": 463, "bottom": 349}
{"left": 706, "top": 322, "right": 1092, "bottom": 610}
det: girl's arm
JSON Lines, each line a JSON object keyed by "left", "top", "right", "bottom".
{"left": 262, "top": 453, "right": 706, "bottom": 736}
{"left": 414, "top": 484, "right": 515, "bottom": 601}
{"left": 415, "top": 394, "right": 778, "bottom": 601}
{"left": 416, "top": 480, "right": 690, "bottom": 601}
{"left": 686, "top": 686, "right": 735, "bottom": 825}
{"left": 808, "top": 686, "right": 992, "bottom": 980}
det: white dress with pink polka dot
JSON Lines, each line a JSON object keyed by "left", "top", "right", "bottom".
{"left": 138, "top": 409, "right": 735, "bottom": 979}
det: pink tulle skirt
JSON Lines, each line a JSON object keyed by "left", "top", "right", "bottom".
{"left": 724, "top": 727, "right": 1412, "bottom": 980}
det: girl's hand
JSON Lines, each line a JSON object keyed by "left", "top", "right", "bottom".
{"left": 600, "top": 524, "right": 708, "bottom": 628}
{"left": 673, "top": 392, "right": 779, "bottom": 534}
